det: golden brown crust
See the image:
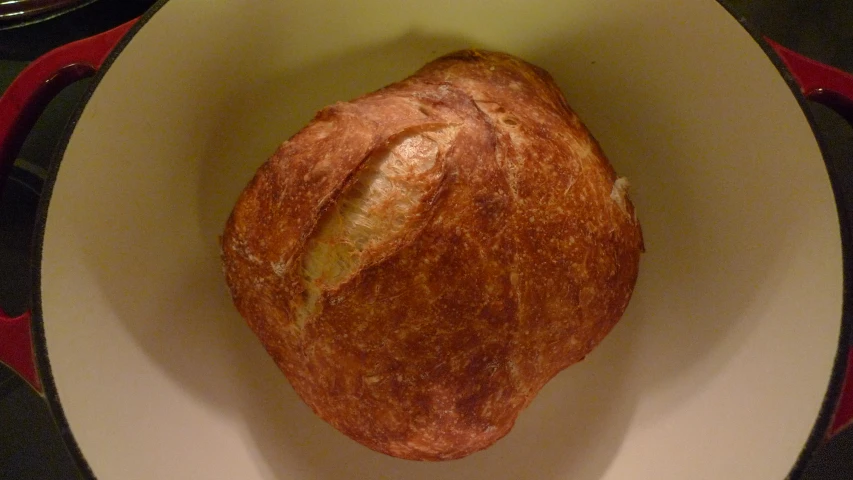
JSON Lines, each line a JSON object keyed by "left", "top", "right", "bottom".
{"left": 221, "top": 50, "right": 643, "bottom": 460}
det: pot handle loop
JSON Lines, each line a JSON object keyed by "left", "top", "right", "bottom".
{"left": 766, "top": 38, "right": 853, "bottom": 440}
{"left": 0, "top": 18, "right": 138, "bottom": 196}
{"left": 0, "top": 18, "right": 138, "bottom": 393}
{"left": 765, "top": 39, "right": 853, "bottom": 123}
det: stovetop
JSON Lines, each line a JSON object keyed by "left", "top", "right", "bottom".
{"left": 0, "top": 1, "right": 851, "bottom": 478}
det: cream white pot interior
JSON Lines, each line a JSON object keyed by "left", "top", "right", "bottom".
{"left": 40, "top": 0, "right": 841, "bottom": 478}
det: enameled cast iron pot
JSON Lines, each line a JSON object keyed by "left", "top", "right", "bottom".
{"left": 2, "top": 1, "right": 853, "bottom": 478}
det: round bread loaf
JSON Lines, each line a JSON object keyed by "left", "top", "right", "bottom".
{"left": 221, "top": 50, "right": 643, "bottom": 460}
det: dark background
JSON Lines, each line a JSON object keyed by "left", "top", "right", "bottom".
{"left": 0, "top": 0, "right": 851, "bottom": 478}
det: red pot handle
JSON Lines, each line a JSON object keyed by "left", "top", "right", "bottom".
{"left": 766, "top": 39, "right": 853, "bottom": 125}
{"left": 0, "top": 310, "right": 39, "bottom": 392}
{"left": 0, "top": 18, "right": 138, "bottom": 394}
{"left": 829, "top": 349, "right": 853, "bottom": 439}
{"left": 765, "top": 38, "right": 853, "bottom": 440}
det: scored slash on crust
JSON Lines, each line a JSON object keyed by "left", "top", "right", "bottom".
{"left": 298, "top": 125, "right": 458, "bottom": 328}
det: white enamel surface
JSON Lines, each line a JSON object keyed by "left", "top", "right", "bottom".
{"left": 41, "top": 0, "right": 841, "bottom": 479}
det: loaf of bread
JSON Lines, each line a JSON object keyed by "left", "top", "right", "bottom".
{"left": 221, "top": 50, "right": 643, "bottom": 460}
